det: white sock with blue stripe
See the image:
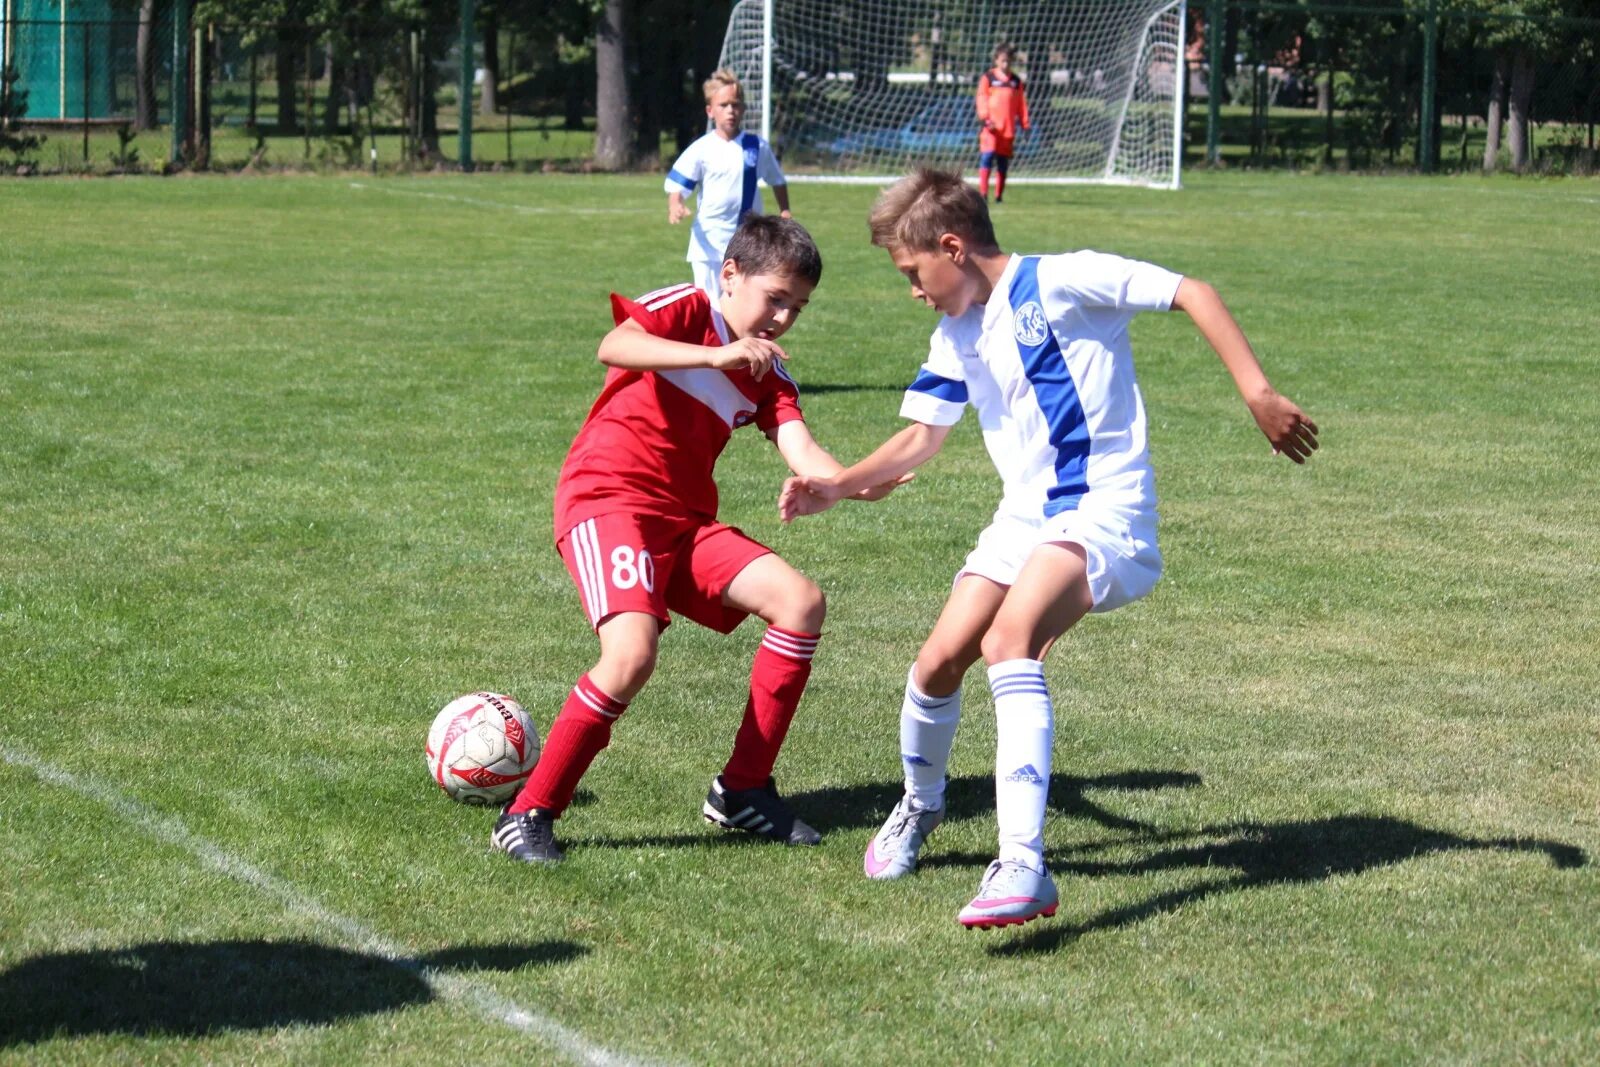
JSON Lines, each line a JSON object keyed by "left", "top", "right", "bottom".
{"left": 988, "top": 658, "right": 1053, "bottom": 870}
{"left": 900, "top": 665, "right": 960, "bottom": 810}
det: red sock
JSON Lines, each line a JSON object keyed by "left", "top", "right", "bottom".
{"left": 508, "top": 675, "right": 628, "bottom": 816}
{"left": 978, "top": 167, "right": 991, "bottom": 197}
{"left": 721, "top": 627, "right": 820, "bottom": 791}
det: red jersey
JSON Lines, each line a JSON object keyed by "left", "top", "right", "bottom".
{"left": 553, "top": 283, "right": 804, "bottom": 536}
{"left": 977, "top": 69, "right": 1029, "bottom": 151}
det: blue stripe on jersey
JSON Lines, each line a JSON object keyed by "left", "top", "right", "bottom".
{"left": 908, "top": 368, "right": 969, "bottom": 403}
{"left": 739, "top": 133, "right": 760, "bottom": 217}
{"left": 1011, "top": 257, "right": 1090, "bottom": 516}
{"left": 667, "top": 168, "right": 698, "bottom": 192}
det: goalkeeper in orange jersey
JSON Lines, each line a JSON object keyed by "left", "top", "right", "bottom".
{"left": 976, "top": 42, "right": 1030, "bottom": 203}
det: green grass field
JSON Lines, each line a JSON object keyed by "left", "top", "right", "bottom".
{"left": 3, "top": 171, "right": 1598, "bottom": 1064}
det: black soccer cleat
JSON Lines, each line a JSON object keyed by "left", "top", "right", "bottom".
{"left": 702, "top": 775, "right": 821, "bottom": 846}
{"left": 491, "top": 807, "right": 565, "bottom": 865}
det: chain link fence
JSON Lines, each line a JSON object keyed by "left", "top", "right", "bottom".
{"left": 1187, "top": 1, "right": 1599, "bottom": 173}
{"left": 2, "top": 9, "right": 175, "bottom": 170}
{"left": 3, "top": 2, "right": 1596, "bottom": 175}
{"left": 2, "top": 7, "right": 595, "bottom": 173}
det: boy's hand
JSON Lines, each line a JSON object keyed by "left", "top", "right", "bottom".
{"left": 1248, "top": 390, "right": 1320, "bottom": 464}
{"left": 779, "top": 475, "right": 847, "bottom": 522}
{"left": 714, "top": 337, "right": 788, "bottom": 381}
{"left": 668, "top": 201, "right": 692, "bottom": 224}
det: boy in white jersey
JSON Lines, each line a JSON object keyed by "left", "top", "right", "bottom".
{"left": 780, "top": 169, "right": 1319, "bottom": 928}
{"left": 666, "top": 69, "right": 792, "bottom": 298}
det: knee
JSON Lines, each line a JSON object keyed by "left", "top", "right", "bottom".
{"left": 914, "top": 646, "right": 970, "bottom": 697}
{"left": 598, "top": 641, "right": 658, "bottom": 698}
{"left": 772, "top": 579, "right": 826, "bottom": 633}
{"left": 979, "top": 622, "right": 1030, "bottom": 666}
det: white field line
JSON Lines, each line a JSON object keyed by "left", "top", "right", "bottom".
{"left": 347, "top": 181, "right": 653, "bottom": 216}
{"left": 0, "top": 743, "right": 664, "bottom": 1067}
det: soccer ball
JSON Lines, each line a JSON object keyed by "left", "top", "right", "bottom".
{"left": 425, "top": 692, "right": 540, "bottom": 805}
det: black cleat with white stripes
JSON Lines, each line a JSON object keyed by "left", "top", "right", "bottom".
{"left": 491, "top": 807, "right": 566, "bottom": 865}
{"left": 702, "top": 775, "right": 821, "bottom": 846}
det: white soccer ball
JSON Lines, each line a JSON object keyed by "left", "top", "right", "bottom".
{"left": 425, "top": 692, "right": 540, "bottom": 805}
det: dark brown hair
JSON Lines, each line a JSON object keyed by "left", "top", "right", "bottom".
{"left": 725, "top": 214, "right": 823, "bottom": 286}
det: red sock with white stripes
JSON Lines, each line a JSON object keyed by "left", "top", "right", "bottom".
{"left": 721, "top": 626, "right": 820, "bottom": 791}
{"left": 508, "top": 674, "right": 627, "bottom": 816}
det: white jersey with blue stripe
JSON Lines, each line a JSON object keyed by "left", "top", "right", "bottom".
{"left": 664, "top": 131, "right": 786, "bottom": 265}
{"left": 899, "top": 252, "right": 1183, "bottom": 522}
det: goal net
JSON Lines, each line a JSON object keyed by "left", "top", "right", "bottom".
{"left": 717, "top": 0, "right": 1186, "bottom": 188}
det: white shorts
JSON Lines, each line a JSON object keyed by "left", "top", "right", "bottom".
{"left": 958, "top": 506, "right": 1162, "bottom": 613}
{"left": 690, "top": 258, "right": 722, "bottom": 300}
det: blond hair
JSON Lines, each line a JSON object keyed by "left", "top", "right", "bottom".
{"left": 703, "top": 68, "right": 742, "bottom": 104}
{"left": 868, "top": 168, "right": 1000, "bottom": 255}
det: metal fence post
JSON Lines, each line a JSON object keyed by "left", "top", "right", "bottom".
{"left": 1420, "top": 0, "right": 1438, "bottom": 173}
{"left": 170, "top": 0, "right": 188, "bottom": 165}
{"left": 1206, "top": 0, "right": 1223, "bottom": 164}
{"left": 81, "top": 20, "right": 89, "bottom": 163}
{"left": 459, "top": 0, "right": 474, "bottom": 170}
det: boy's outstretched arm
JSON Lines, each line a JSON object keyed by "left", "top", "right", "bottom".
{"left": 769, "top": 422, "right": 913, "bottom": 504}
{"left": 1171, "top": 278, "right": 1320, "bottom": 463}
{"left": 779, "top": 421, "right": 950, "bottom": 522}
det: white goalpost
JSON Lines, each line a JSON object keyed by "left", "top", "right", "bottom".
{"left": 718, "top": 0, "right": 1188, "bottom": 188}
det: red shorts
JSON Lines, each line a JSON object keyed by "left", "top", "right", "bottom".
{"left": 979, "top": 129, "right": 1015, "bottom": 156}
{"left": 558, "top": 513, "right": 773, "bottom": 635}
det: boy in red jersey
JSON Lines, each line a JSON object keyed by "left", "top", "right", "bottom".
{"left": 492, "top": 215, "right": 906, "bottom": 865}
{"left": 976, "top": 42, "right": 1030, "bottom": 203}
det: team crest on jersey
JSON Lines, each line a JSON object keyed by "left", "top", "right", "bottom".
{"left": 744, "top": 147, "right": 759, "bottom": 167}
{"left": 1013, "top": 301, "right": 1049, "bottom": 347}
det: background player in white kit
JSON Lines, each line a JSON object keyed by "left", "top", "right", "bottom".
{"left": 665, "top": 69, "right": 792, "bottom": 298}
{"left": 780, "top": 169, "right": 1319, "bottom": 929}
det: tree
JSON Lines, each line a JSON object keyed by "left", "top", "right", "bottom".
{"left": 1, "top": 63, "right": 47, "bottom": 165}
{"left": 135, "top": 0, "right": 159, "bottom": 130}
{"left": 593, "top": 0, "right": 631, "bottom": 169}
{"left": 1463, "top": 0, "right": 1576, "bottom": 171}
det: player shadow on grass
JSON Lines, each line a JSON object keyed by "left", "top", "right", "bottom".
{"left": 578, "top": 769, "right": 1201, "bottom": 851}
{"left": 798, "top": 769, "right": 1205, "bottom": 836}
{"left": 0, "top": 939, "right": 585, "bottom": 1047}
{"left": 973, "top": 815, "right": 1587, "bottom": 958}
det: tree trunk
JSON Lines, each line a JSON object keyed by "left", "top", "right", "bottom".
{"left": 593, "top": 0, "right": 632, "bottom": 170}
{"left": 324, "top": 57, "right": 346, "bottom": 134}
{"left": 480, "top": 18, "right": 499, "bottom": 116}
{"left": 1507, "top": 47, "right": 1534, "bottom": 171}
{"left": 276, "top": 26, "right": 299, "bottom": 133}
{"left": 1483, "top": 50, "right": 1507, "bottom": 172}
{"left": 134, "top": 0, "right": 156, "bottom": 130}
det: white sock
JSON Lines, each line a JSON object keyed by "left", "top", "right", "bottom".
{"left": 989, "top": 658, "right": 1053, "bottom": 869}
{"left": 900, "top": 665, "right": 960, "bottom": 809}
